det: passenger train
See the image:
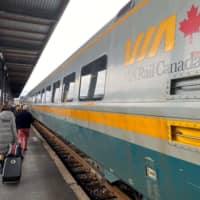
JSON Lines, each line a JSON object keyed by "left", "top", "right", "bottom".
{"left": 25, "top": 0, "right": 200, "bottom": 199}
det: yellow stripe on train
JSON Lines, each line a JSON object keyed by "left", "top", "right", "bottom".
{"left": 32, "top": 105, "right": 200, "bottom": 148}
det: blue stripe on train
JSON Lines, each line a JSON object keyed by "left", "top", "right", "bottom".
{"left": 32, "top": 110, "right": 200, "bottom": 200}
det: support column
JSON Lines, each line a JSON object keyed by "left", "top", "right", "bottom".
{"left": 0, "top": 53, "right": 12, "bottom": 105}
{"left": 3, "top": 65, "right": 8, "bottom": 104}
{"left": 0, "top": 55, "right": 3, "bottom": 105}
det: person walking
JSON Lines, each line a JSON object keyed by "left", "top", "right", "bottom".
{"left": 14, "top": 105, "right": 22, "bottom": 116}
{"left": 15, "top": 105, "right": 34, "bottom": 152}
{"left": 0, "top": 104, "right": 17, "bottom": 171}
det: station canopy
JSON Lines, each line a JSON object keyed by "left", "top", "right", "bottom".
{"left": 0, "top": 0, "right": 69, "bottom": 97}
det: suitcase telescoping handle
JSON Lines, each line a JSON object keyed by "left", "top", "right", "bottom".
{"left": 7, "top": 143, "right": 22, "bottom": 157}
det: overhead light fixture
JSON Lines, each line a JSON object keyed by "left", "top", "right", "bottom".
{"left": 4, "top": 65, "right": 7, "bottom": 71}
{"left": 0, "top": 52, "right": 3, "bottom": 60}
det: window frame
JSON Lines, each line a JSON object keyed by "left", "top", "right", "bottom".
{"left": 52, "top": 80, "right": 61, "bottom": 103}
{"left": 41, "top": 89, "right": 46, "bottom": 104}
{"left": 61, "top": 72, "right": 76, "bottom": 102}
{"left": 79, "top": 55, "right": 107, "bottom": 101}
{"left": 37, "top": 91, "right": 41, "bottom": 103}
{"left": 45, "top": 85, "right": 52, "bottom": 103}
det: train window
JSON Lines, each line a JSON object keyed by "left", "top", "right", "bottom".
{"left": 41, "top": 89, "right": 45, "bottom": 103}
{"left": 62, "top": 72, "right": 76, "bottom": 102}
{"left": 28, "top": 97, "right": 32, "bottom": 103}
{"left": 52, "top": 81, "right": 60, "bottom": 103}
{"left": 37, "top": 92, "right": 41, "bottom": 103}
{"left": 34, "top": 94, "right": 37, "bottom": 103}
{"left": 116, "top": 0, "right": 135, "bottom": 18}
{"left": 45, "top": 85, "right": 52, "bottom": 103}
{"left": 79, "top": 55, "right": 107, "bottom": 101}
{"left": 32, "top": 95, "right": 36, "bottom": 103}
{"left": 170, "top": 75, "right": 200, "bottom": 97}
{"left": 35, "top": 94, "right": 37, "bottom": 103}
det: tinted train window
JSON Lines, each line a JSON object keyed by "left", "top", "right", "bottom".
{"left": 37, "top": 92, "right": 41, "bottom": 103}
{"left": 79, "top": 55, "right": 107, "bottom": 101}
{"left": 62, "top": 72, "right": 75, "bottom": 102}
{"left": 45, "top": 85, "right": 52, "bottom": 103}
{"left": 32, "top": 95, "right": 36, "bottom": 103}
{"left": 116, "top": 0, "right": 135, "bottom": 18}
{"left": 28, "top": 97, "right": 32, "bottom": 103}
{"left": 34, "top": 94, "right": 37, "bottom": 103}
{"left": 52, "top": 81, "right": 60, "bottom": 103}
{"left": 41, "top": 89, "right": 45, "bottom": 103}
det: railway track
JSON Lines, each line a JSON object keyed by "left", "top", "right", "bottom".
{"left": 33, "top": 121, "right": 137, "bottom": 200}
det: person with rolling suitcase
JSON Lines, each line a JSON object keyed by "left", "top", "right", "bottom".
{"left": 0, "top": 104, "right": 17, "bottom": 173}
{"left": 0, "top": 104, "right": 23, "bottom": 183}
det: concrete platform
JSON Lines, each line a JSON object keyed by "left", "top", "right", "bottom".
{"left": 0, "top": 129, "right": 78, "bottom": 200}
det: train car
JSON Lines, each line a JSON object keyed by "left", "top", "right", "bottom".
{"left": 25, "top": 0, "right": 200, "bottom": 199}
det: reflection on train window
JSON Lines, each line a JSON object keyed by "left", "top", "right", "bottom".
{"left": 52, "top": 81, "right": 60, "bottom": 103}
{"left": 79, "top": 55, "right": 107, "bottom": 101}
{"left": 94, "top": 70, "right": 106, "bottom": 97}
{"left": 45, "top": 85, "right": 52, "bottom": 103}
{"left": 80, "top": 74, "right": 91, "bottom": 98}
{"left": 62, "top": 72, "right": 75, "bottom": 102}
{"left": 41, "top": 89, "right": 45, "bottom": 103}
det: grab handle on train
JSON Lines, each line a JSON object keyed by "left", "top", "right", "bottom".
{"left": 169, "top": 124, "right": 200, "bottom": 148}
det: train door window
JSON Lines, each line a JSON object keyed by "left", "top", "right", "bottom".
{"left": 62, "top": 72, "right": 75, "bottom": 102}
{"left": 52, "top": 81, "right": 60, "bottom": 103}
{"left": 79, "top": 55, "right": 107, "bottom": 100}
{"left": 45, "top": 85, "right": 52, "bottom": 103}
{"left": 41, "top": 89, "right": 45, "bottom": 103}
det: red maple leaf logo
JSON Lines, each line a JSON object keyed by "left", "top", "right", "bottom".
{"left": 179, "top": 5, "right": 200, "bottom": 43}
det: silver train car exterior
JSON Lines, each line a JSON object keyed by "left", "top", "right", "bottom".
{"left": 25, "top": 0, "right": 200, "bottom": 199}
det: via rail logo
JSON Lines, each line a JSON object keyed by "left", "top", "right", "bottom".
{"left": 125, "top": 4, "right": 200, "bottom": 66}
{"left": 179, "top": 5, "right": 200, "bottom": 44}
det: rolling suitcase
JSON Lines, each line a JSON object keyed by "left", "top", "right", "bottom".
{"left": 2, "top": 144, "right": 22, "bottom": 183}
